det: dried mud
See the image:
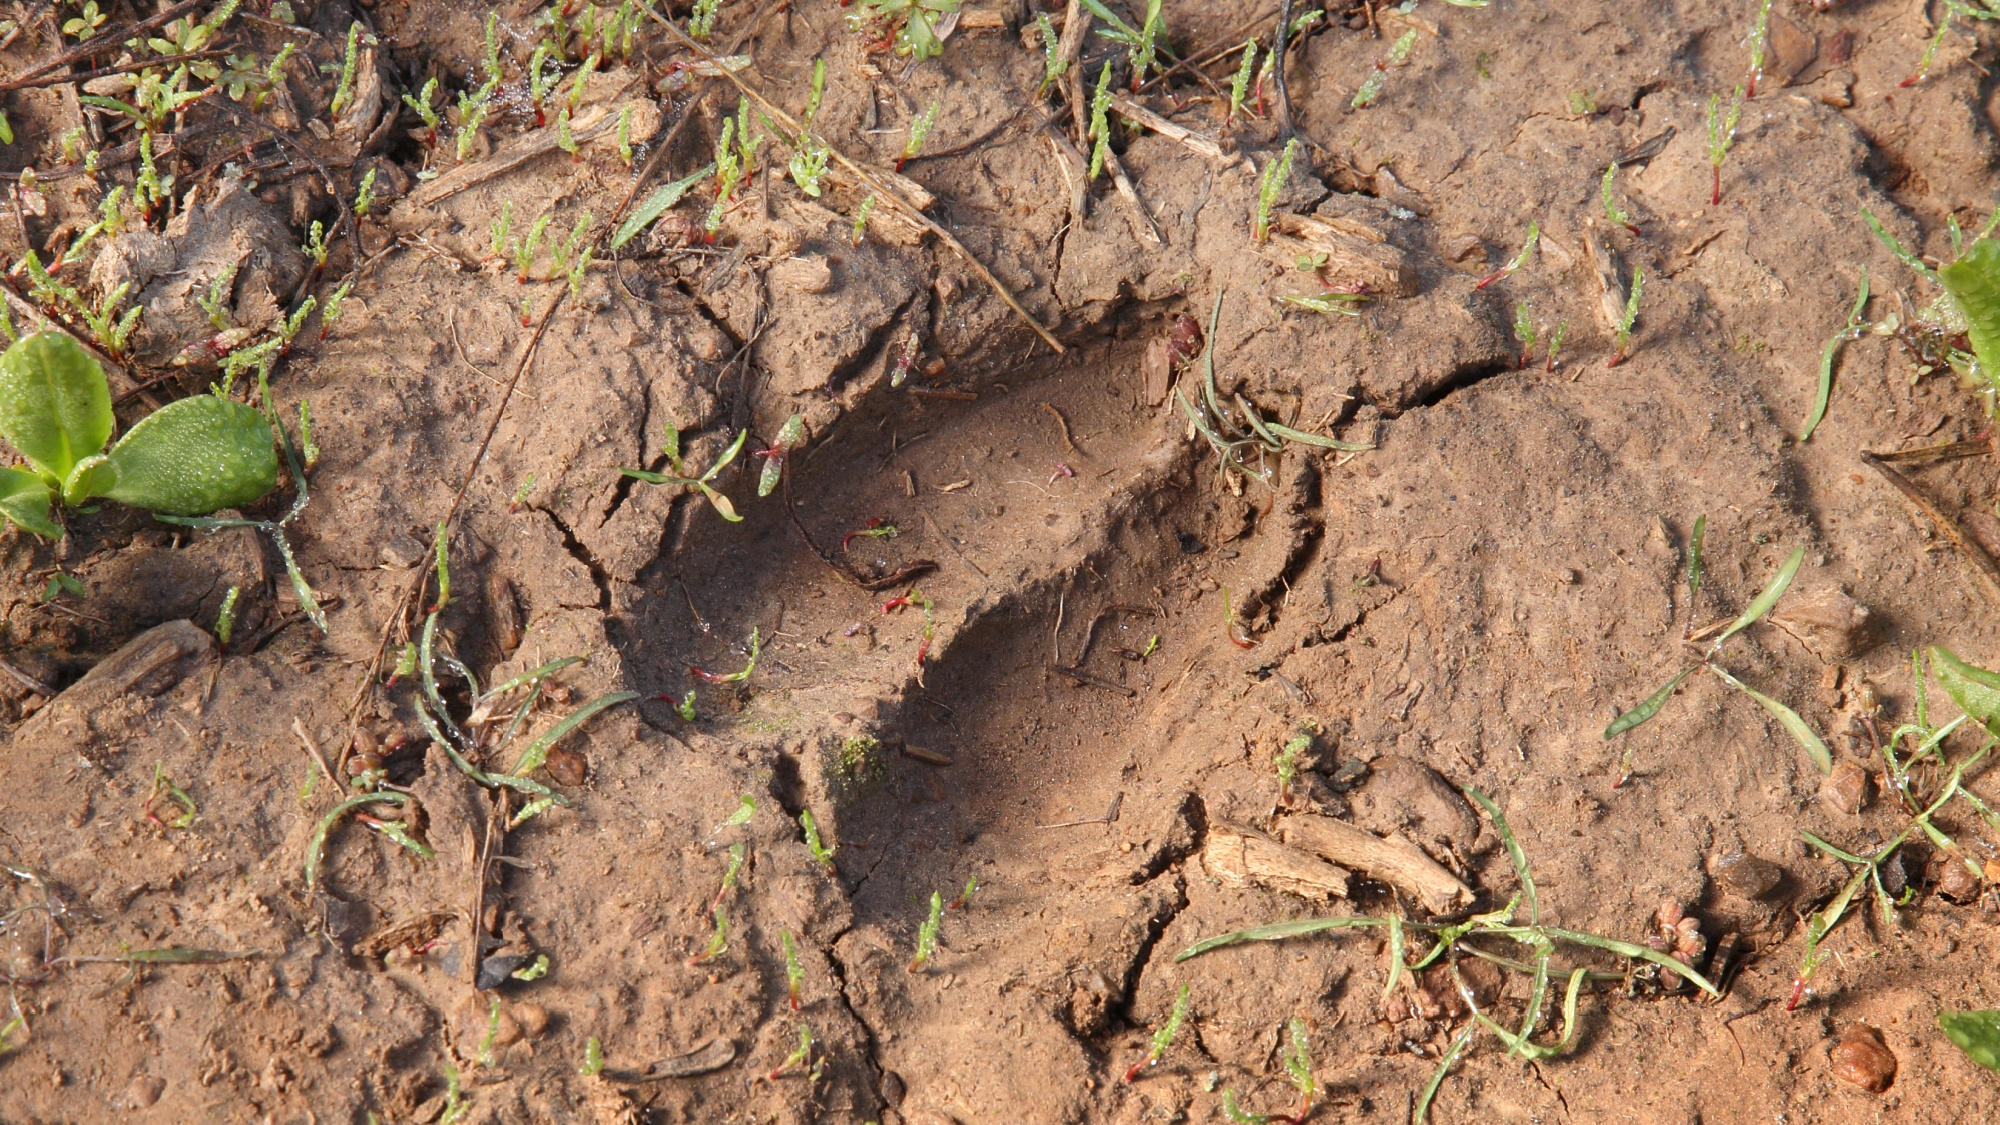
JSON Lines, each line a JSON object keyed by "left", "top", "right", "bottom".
{"left": 4, "top": 1, "right": 2000, "bottom": 1123}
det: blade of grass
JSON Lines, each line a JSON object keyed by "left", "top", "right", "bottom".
{"left": 1382, "top": 913, "right": 1404, "bottom": 1000}
{"left": 305, "top": 791, "right": 409, "bottom": 889}
{"left": 1861, "top": 208, "right": 1940, "bottom": 284}
{"left": 1413, "top": 1026, "right": 1474, "bottom": 1125}
{"left": 1265, "top": 421, "right": 1374, "bottom": 451}
{"left": 1603, "top": 666, "right": 1696, "bottom": 739}
{"left": 1174, "top": 916, "right": 1392, "bottom": 961}
{"left": 1801, "top": 270, "right": 1868, "bottom": 442}
{"left": 508, "top": 691, "right": 639, "bottom": 775}
{"left": 1706, "top": 665, "right": 1833, "bottom": 775}
{"left": 1463, "top": 786, "right": 1537, "bottom": 924}
{"left": 1530, "top": 926, "right": 1718, "bottom": 995}
{"left": 1687, "top": 514, "right": 1705, "bottom": 602}
{"left": 1706, "top": 545, "right": 1804, "bottom": 657}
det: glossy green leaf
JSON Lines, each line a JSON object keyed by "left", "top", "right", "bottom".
{"left": 1931, "top": 645, "right": 2000, "bottom": 731}
{"left": 1939, "top": 1009, "right": 2000, "bottom": 1073}
{"left": 610, "top": 162, "right": 716, "bottom": 249}
{"left": 60, "top": 453, "right": 114, "bottom": 507}
{"left": 0, "top": 466, "right": 57, "bottom": 538}
{"left": 1708, "top": 665, "right": 1833, "bottom": 774}
{"left": 99, "top": 395, "right": 277, "bottom": 515}
{"left": 508, "top": 690, "right": 639, "bottom": 776}
{"left": 1707, "top": 545, "right": 1804, "bottom": 656}
{"left": 1466, "top": 785, "right": 1538, "bottom": 923}
{"left": 0, "top": 331, "right": 112, "bottom": 484}
{"left": 1941, "top": 238, "right": 2000, "bottom": 382}
{"left": 1603, "top": 665, "right": 1695, "bottom": 738}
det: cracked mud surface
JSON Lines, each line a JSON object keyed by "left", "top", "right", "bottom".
{"left": 7, "top": 1, "right": 2000, "bottom": 1123}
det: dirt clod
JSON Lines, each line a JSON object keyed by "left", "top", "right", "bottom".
{"left": 1716, "top": 853, "right": 1785, "bottom": 899}
{"left": 1821, "top": 760, "right": 1871, "bottom": 816}
{"left": 125, "top": 1074, "right": 164, "bottom": 1108}
{"left": 1830, "top": 1024, "right": 1897, "bottom": 1092}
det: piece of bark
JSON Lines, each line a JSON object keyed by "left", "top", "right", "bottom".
{"left": 1202, "top": 823, "right": 1350, "bottom": 901}
{"left": 16, "top": 620, "right": 214, "bottom": 752}
{"left": 1258, "top": 213, "right": 1418, "bottom": 297}
{"left": 1278, "top": 813, "right": 1474, "bottom": 914}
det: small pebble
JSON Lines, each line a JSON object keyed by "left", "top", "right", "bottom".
{"left": 1716, "top": 852, "right": 1783, "bottom": 899}
{"left": 511, "top": 1002, "right": 549, "bottom": 1039}
{"left": 126, "top": 1075, "right": 164, "bottom": 1108}
{"left": 1820, "top": 760, "right": 1870, "bottom": 815}
{"left": 544, "top": 746, "right": 588, "bottom": 787}
{"left": 1830, "top": 1023, "right": 1896, "bottom": 1092}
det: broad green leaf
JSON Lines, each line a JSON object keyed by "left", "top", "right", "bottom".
{"left": 1932, "top": 645, "right": 2000, "bottom": 731}
{"left": 1604, "top": 665, "right": 1696, "bottom": 738}
{"left": 1707, "top": 545, "right": 1804, "bottom": 656}
{"left": 1939, "top": 1010, "right": 2000, "bottom": 1073}
{"left": 100, "top": 395, "right": 277, "bottom": 515}
{"left": 1708, "top": 665, "right": 1833, "bottom": 774}
{"left": 0, "top": 332, "right": 112, "bottom": 485}
{"left": 0, "top": 466, "right": 57, "bottom": 538}
{"left": 60, "top": 453, "right": 114, "bottom": 507}
{"left": 1941, "top": 238, "right": 2000, "bottom": 385}
{"left": 610, "top": 162, "right": 716, "bottom": 249}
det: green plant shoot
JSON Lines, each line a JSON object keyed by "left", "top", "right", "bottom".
{"left": 908, "top": 890, "right": 943, "bottom": 972}
{"left": 1351, "top": 28, "right": 1417, "bottom": 108}
{"left": 1230, "top": 42, "right": 1258, "bottom": 118}
{"left": 1087, "top": 61, "right": 1114, "bottom": 180}
{"left": 1601, "top": 162, "right": 1637, "bottom": 233}
{"left": 1706, "top": 87, "right": 1743, "bottom": 206}
{"left": 1253, "top": 138, "right": 1299, "bottom": 242}
{"left": 1608, "top": 265, "right": 1643, "bottom": 367}
{"left": 1123, "top": 983, "right": 1190, "bottom": 1082}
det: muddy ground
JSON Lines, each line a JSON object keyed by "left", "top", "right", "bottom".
{"left": 5, "top": 0, "right": 2000, "bottom": 1121}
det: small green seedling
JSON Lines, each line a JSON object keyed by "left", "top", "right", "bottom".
{"left": 675, "top": 690, "right": 697, "bottom": 721}
{"left": 580, "top": 1037, "right": 605, "bottom": 1075}
{"left": 689, "top": 0, "right": 721, "bottom": 39}
{"left": 908, "top": 890, "right": 943, "bottom": 972}
{"left": 329, "top": 23, "right": 363, "bottom": 118}
{"left": 1800, "top": 269, "right": 1870, "bottom": 441}
{"left": 1512, "top": 300, "right": 1537, "bottom": 369}
{"left": 1125, "top": 0, "right": 1165, "bottom": 88}
{"left": 897, "top": 99, "right": 940, "bottom": 171}
{"left": 1253, "top": 138, "right": 1299, "bottom": 242}
{"left": 511, "top": 954, "right": 551, "bottom": 981}
{"left": 618, "top": 420, "right": 749, "bottom": 521}
{"left": 1601, "top": 162, "right": 1638, "bottom": 234}
{"left": 861, "top": 0, "right": 962, "bottom": 61}
{"left": 1475, "top": 220, "right": 1538, "bottom": 289}
{"left": 1706, "top": 87, "right": 1743, "bottom": 206}
{"left": 1543, "top": 319, "right": 1568, "bottom": 371}
{"left": 1087, "top": 61, "right": 1114, "bottom": 181}
{"left": 783, "top": 929, "right": 806, "bottom": 1009}
{"left": 757, "top": 414, "right": 806, "bottom": 497}
{"left": 768, "top": 1021, "right": 814, "bottom": 1080}
{"left": 1744, "top": 0, "right": 1773, "bottom": 96}
{"left": 1604, "top": 543, "right": 1828, "bottom": 782}
{"left": 0, "top": 334, "right": 277, "bottom": 539}
{"left": 800, "top": 808, "right": 836, "bottom": 871}
{"left": 214, "top": 585, "right": 240, "bottom": 649}
{"left": 1351, "top": 28, "right": 1417, "bottom": 109}
{"left": 143, "top": 761, "right": 198, "bottom": 829}
{"left": 1273, "top": 735, "right": 1307, "bottom": 807}
{"left": 403, "top": 77, "right": 443, "bottom": 144}
{"left": 509, "top": 471, "right": 536, "bottom": 512}
{"left": 1229, "top": 41, "right": 1259, "bottom": 118}
{"left": 0, "top": 1008, "right": 23, "bottom": 1055}
{"left": 948, "top": 874, "right": 979, "bottom": 909}
{"left": 198, "top": 266, "right": 238, "bottom": 331}
{"left": 555, "top": 110, "right": 579, "bottom": 160}
{"left": 1607, "top": 265, "right": 1643, "bottom": 367}
{"left": 1123, "top": 983, "right": 1190, "bottom": 1082}
{"left": 616, "top": 104, "right": 635, "bottom": 165}
{"left": 1035, "top": 13, "right": 1068, "bottom": 97}
{"left": 690, "top": 627, "right": 760, "bottom": 684}
{"left": 39, "top": 571, "right": 82, "bottom": 603}
{"left": 851, "top": 195, "right": 877, "bottom": 245}
{"left": 688, "top": 904, "right": 728, "bottom": 965}
{"left": 611, "top": 162, "right": 715, "bottom": 250}
{"left": 302, "top": 220, "right": 329, "bottom": 267}
{"left": 789, "top": 60, "right": 831, "bottom": 195}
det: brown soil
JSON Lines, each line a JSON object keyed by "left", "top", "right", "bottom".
{"left": 5, "top": 1, "right": 2000, "bottom": 1122}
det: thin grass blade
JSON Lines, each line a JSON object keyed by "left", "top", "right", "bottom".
{"left": 481, "top": 656, "right": 585, "bottom": 702}
{"left": 508, "top": 691, "right": 639, "bottom": 776}
{"left": 1173, "top": 916, "right": 1390, "bottom": 962}
{"left": 1604, "top": 665, "right": 1696, "bottom": 739}
{"left": 1707, "top": 664, "right": 1832, "bottom": 774}
{"left": 1265, "top": 421, "right": 1374, "bottom": 451}
{"left": 1706, "top": 545, "right": 1804, "bottom": 656}
{"left": 1414, "top": 1026, "right": 1474, "bottom": 1125}
{"left": 1536, "top": 926, "right": 1718, "bottom": 995}
{"left": 1464, "top": 785, "right": 1538, "bottom": 925}
{"left": 305, "top": 791, "right": 407, "bottom": 888}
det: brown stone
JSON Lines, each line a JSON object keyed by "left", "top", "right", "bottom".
{"left": 1821, "top": 760, "right": 1871, "bottom": 815}
{"left": 1830, "top": 1024, "right": 1896, "bottom": 1092}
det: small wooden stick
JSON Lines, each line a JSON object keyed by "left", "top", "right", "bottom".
{"left": 1861, "top": 451, "right": 2000, "bottom": 603}
{"left": 293, "top": 716, "right": 346, "bottom": 796}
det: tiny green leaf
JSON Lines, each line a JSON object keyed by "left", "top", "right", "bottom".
{"left": 1931, "top": 645, "right": 2000, "bottom": 731}
{"left": 1707, "top": 664, "right": 1833, "bottom": 775}
{"left": 1604, "top": 665, "right": 1696, "bottom": 739}
{"left": 611, "top": 163, "right": 717, "bottom": 249}
{"left": 0, "top": 331, "right": 114, "bottom": 485}
{"left": 1939, "top": 1010, "right": 2000, "bottom": 1073}
{"left": 1707, "top": 545, "right": 1804, "bottom": 656}
{"left": 0, "top": 466, "right": 58, "bottom": 538}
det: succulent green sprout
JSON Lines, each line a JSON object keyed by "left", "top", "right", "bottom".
{"left": 1087, "top": 61, "right": 1114, "bottom": 180}
{"left": 800, "top": 808, "right": 835, "bottom": 870}
{"left": 1745, "top": 0, "right": 1773, "bottom": 95}
{"left": 1127, "top": 0, "right": 1164, "bottom": 85}
{"left": 198, "top": 266, "right": 238, "bottom": 331}
{"left": 1253, "top": 138, "right": 1299, "bottom": 242}
{"left": 1601, "top": 162, "right": 1637, "bottom": 233}
{"left": 430, "top": 519, "right": 451, "bottom": 610}
{"left": 254, "top": 42, "right": 295, "bottom": 111}
{"left": 279, "top": 297, "right": 317, "bottom": 344}
{"left": 318, "top": 280, "right": 353, "bottom": 340}
{"left": 1123, "top": 983, "right": 1191, "bottom": 1082}
{"left": 908, "top": 890, "right": 943, "bottom": 972}
{"left": 517, "top": 211, "right": 552, "bottom": 282}
{"left": 298, "top": 400, "right": 318, "bottom": 468}
{"left": 302, "top": 220, "right": 329, "bottom": 267}
{"left": 134, "top": 132, "right": 171, "bottom": 216}
{"left": 511, "top": 954, "right": 550, "bottom": 981}
{"left": 528, "top": 43, "right": 559, "bottom": 118}
{"left": 852, "top": 194, "right": 877, "bottom": 245}
{"left": 214, "top": 586, "right": 241, "bottom": 646}
{"left": 706, "top": 115, "right": 741, "bottom": 234}
{"left": 555, "top": 109, "right": 579, "bottom": 160}
{"left": 1706, "top": 87, "right": 1743, "bottom": 205}
{"left": 901, "top": 99, "right": 940, "bottom": 167}
{"left": 1273, "top": 735, "right": 1308, "bottom": 804}
{"left": 1229, "top": 42, "right": 1259, "bottom": 118}
{"left": 1351, "top": 28, "right": 1417, "bottom": 109}
{"left": 1474, "top": 221, "right": 1539, "bottom": 289}
{"left": 329, "top": 22, "right": 362, "bottom": 118}
{"left": 783, "top": 929, "right": 807, "bottom": 1007}
{"left": 392, "top": 642, "right": 419, "bottom": 682}
{"left": 403, "top": 77, "right": 443, "bottom": 137}
{"left": 580, "top": 1037, "right": 605, "bottom": 1076}
{"left": 568, "top": 246, "right": 594, "bottom": 302}
{"left": 1512, "top": 299, "right": 1537, "bottom": 365}
{"left": 769, "top": 1021, "right": 814, "bottom": 1079}
{"left": 1282, "top": 1017, "right": 1315, "bottom": 1113}
{"left": 455, "top": 88, "right": 491, "bottom": 162}
{"left": 1609, "top": 265, "right": 1643, "bottom": 366}
{"left": 675, "top": 690, "right": 697, "bottom": 720}
{"left": 58, "top": 125, "right": 86, "bottom": 163}
{"left": 569, "top": 52, "right": 599, "bottom": 113}
{"left": 490, "top": 200, "right": 514, "bottom": 259}
{"left": 1544, "top": 319, "right": 1567, "bottom": 372}
{"left": 690, "top": 904, "right": 728, "bottom": 964}
{"left": 0, "top": 302, "right": 16, "bottom": 345}
{"left": 616, "top": 104, "right": 635, "bottom": 165}
{"left": 690, "top": 0, "right": 721, "bottom": 39}
{"left": 1036, "top": 12, "right": 1068, "bottom": 97}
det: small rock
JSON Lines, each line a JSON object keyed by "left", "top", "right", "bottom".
{"left": 1771, "top": 586, "right": 1876, "bottom": 660}
{"left": 511, "top": 1002, "right": 549, "bottom": 1039}
{"left": 1937, "top": 857, "right": 1984, "bottom": 903}
{"left": 1824, "top": 29, "right": 1854, "bottom": 66}
{"left": 1716, "top": 852, "right": 1784, "bottom": 899}
{"left": 544, "top": 746, "right": 588, "bottom": 787}
{"left": 1830, "top": 1023, "right": 1896, "bottom": 1092}
{"left": 1446, "top": 235, "right": 1487, "bottom": 264}
{"left": 127, "top": 1075, "right": 164, "bottom": 1108}
{"left": 1821, "top": 760, "right": 1871, "bottom": 815}
{"left": 1766, "top": 14, "right": 1816, "bottom": 86}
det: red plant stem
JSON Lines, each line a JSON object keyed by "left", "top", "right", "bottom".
{"left": 1899, "top": 73, "right": 1921, "bottom": 88}
{"left": 1472, "top": 268, "right": 1507, "bottom": 290}
{"left": 688, "top": 665, "right": 732, "bottom": 683}
{"left": 1122, "top": 1059, "right": 1150, "bottom": 1083}
{"left": 1622, "top": 222, "right": 1641, "bottom": 235}
{"left": 789, "top": 985, "right": 800, "bottom": 1011}
{"left": 1606, "top": 351, "right": 1625, "bottom": 369}
{"left": 1786, "top": 976, "right": 1808, "bottom": 1011}
{"left": 1710, "top": 164, "right": 1721, "bottom": 207}
{"left": 1226, "top": 622, "right": 1257, "bottom": 649}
